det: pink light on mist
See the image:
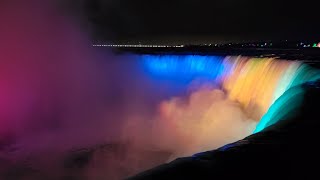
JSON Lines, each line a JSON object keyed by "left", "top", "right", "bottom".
{"left": 0, "top": 0, "right": 115, "bottom": 152}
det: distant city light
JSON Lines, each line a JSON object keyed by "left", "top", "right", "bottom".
{"left": 92, "top": 42, "right": 320, "bottom": 49}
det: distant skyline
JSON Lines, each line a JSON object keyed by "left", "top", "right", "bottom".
{"left": 85, "top": 0, "right": 319, "bottom": 44}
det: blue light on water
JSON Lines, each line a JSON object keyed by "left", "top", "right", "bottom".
{"left": 142, "top": 55, "right": 227, "bottom": 83}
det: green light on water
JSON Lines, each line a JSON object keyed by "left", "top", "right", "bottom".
{"left": 254, "top": 85, "right": 305, "bottom": 133}
{"left": 313, "top": 43, "right": 317, "bottom": 47}
{"left": 254, "top": 64, "right": 320, "bottom": 133}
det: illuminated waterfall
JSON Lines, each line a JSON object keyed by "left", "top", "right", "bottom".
{"left": 142, "top": 55, "right": 320, "bottom": 133}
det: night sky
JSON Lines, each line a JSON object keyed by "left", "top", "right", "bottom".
{"left": 85, "top": 0, "right": 319, "bottom": 44}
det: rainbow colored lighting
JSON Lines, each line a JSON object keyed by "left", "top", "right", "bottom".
{"left": 143, "top": 55, "right": 320, "bottom": 133}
